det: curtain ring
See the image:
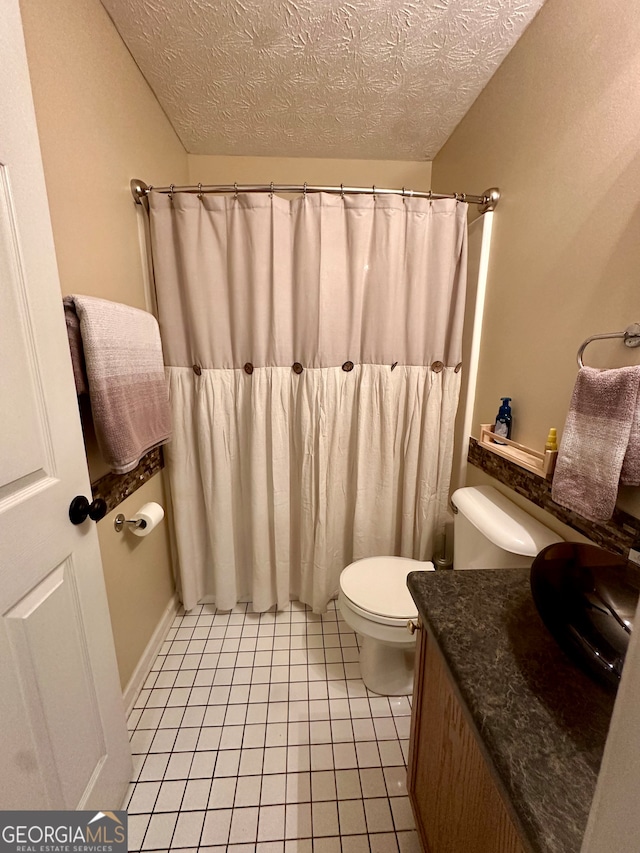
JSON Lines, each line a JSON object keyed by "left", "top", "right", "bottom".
{"left": 197, "top": 183, "right": 203, "bottom": 200}
{"left": 401, "top": 187, "right": 405, "bottom": 203}
{"left": 372, "top": 185, "right": 376, "bottom": 201}
{"left": 270, "top": 182, "right": 274, "bottom": 199}
{"left": 234, "top": 182, "right": 239, "bottom": 201}
{"left": 459, "top": 192, "right": 466, "bottom": 203}
{"left": 169, "top": 184, "right": 174, "bottom": 201}
{"left": 303, "top": 182, "right": 307, "bottom": 199}
{"left": 428, "top": 190, "right": 432, "bottom": 202}
{"left": 340, "top": 183, "right": 345, "bottom": 200}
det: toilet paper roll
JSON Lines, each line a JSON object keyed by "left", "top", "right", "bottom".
{"left": 130, "top": 501, "right": 164, "bottom": 537}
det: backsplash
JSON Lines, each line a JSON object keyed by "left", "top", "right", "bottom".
{"left": 91, "top": 446, "right": 164, "bottom": 514}
{"left": 468, "top": 437, "right": 640, "bottom": 559}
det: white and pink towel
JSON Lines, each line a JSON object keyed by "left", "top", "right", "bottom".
{"left": 64, "top": 295, "right": 171, "bottom": 474}
{"left": 552, "top": 365, "right": 640, "bottom": 522}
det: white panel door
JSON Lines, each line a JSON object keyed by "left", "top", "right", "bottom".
{"left": 0, "top": 0, "right": 131, "bottom": 809}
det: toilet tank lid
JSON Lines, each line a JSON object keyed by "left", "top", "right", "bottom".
{"left": 451, "top": 485, "right": 562, "bottom": 557}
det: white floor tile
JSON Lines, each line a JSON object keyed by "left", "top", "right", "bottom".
{"left": 370, "top": 832, "right": 400, "bottom": 852}
{"left": 396, "top": 830, "right": 422, "bottom": 853}
{"left": 229, "top": 806, "right": 259, "bottom": 844}
{"left": 260, "top": 772, "right": 287, "bottom": 805}
{"left": 213, "top": 748, "right": 241, "bottom": 777}
{"left": 183, "top": 777, "right": 212, "bottom": 811}
{"left": 359, "top": 768, "right": 387, "bottom": 799}
{"left": 138, "top": 753, "right": 170, "bottom": 782}
{"left": 285, "top": 771, "right": 310, "bottom": 804}
{"left": 219, "top": 725, "right": 244, "bottom": 750}
{"left": 201, "top": 808, "right": 232, "bottom": 846}
{"left": 149, "top": 728, "right": 178, "bottom": 753}
{"left": 130, "top": 729, "right": 155, "bottom": 754}
{"left": 390, "top": 796, "right": 415, "bottom": 831}
{"left": 127, "top": 782, "right": 160, "bottom": 814}
{"left": 383, "top": 766, "right": 408, "bottom": 798}
{"left": 352, "top": 718, "right": 376, "bottom": 741}
{"left": 364, "top": 798, "right": 394, "bottom": 834}
{"left": 268, "top": 703, "right": 289, "bottom": 724}
{"left": 338, "top": 798, "right": 367, "bottom": 835}
{"left": 155, "top": 779, "right": 187, "bottom": 812}
{"left": 312, "top": 800, "right": 339, "bottom": 837}
{"left": 257, "top": 804, "right": 286, "bottom": 842}
{"left": 286, "top": 744, "right": 311, "bottom": 775}
{"left": 209, "top": 776, "right": 237, "bottom": 809}
{"left": 234, "top": 775, "right": 261, "bottom": 807}
{"left": 181, "top": 706, "right": 206, "bottom": 727}
{"left": 165, "top": 751, "right": 194, "bottom": 780}
{"left": 170, "top": 810, "right": 205, "bottom": 849}
{"left": 310, "top": 744, "right": 334, "bottom": 772}
{"left": 312, "top": 837, "right": 341, "bottom": 853}
{"left": 374, "top": 717, "right": 400, "bottom": 741}
{"left": 311, "top": 770, "right": 336, "bottom": 802}
{"left": 332, "top": 742, "right": 356, "bottom": 770}
{"left": 378, "top": 740, "right": 404, "bottom": 767}
{"left": 173, "top": 727, "right": 199, "bottom": 752}
{"left": 127, "top": 813, "right": 150, "bottom": 851}
{"left": 196, "top": 726, "right": 222, "bottom": 751}
{"left": 262, "top": 746, "right": 287, "bottom": 774}
{"left": 141, "top": 811, "right": 177, "bottom": 850}
{"left": 159, "top": 707, "right": 185, "bottom": 729}
{"left": 241, "top": 746, "right": 266, "bottom": 775}
{"left": 284, "top": 802, "right": 311, "bottom": 840}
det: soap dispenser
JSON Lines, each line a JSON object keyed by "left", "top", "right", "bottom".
{"left": 494, "top": 397, "right": 512, "bottom": 444}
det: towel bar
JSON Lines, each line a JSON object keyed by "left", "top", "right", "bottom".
{"left": 577, "top": 323, "right": 640, "bottom": 368}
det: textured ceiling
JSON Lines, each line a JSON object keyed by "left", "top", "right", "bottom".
{"left": 101, "top": 0, "right": 546, "bottom": 160}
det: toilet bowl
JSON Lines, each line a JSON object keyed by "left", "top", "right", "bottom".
{"left": 338, "top": 556, "right": 434, "bottom": 696}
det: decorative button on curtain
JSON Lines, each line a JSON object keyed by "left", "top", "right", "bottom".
{"left": 149, "top": 191, "right": 468, "bottom": 613}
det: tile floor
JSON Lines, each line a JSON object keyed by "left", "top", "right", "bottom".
{"left": 124, "top": 599, "right": 421, "bottom": 852}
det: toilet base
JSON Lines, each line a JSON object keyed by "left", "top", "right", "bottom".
{"left": 359, "top": 635, "right": 415, "bottom": 696}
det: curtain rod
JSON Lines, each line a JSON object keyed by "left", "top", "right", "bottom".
{"left": 130, "top": 179, "right": 500, "bottom": 213}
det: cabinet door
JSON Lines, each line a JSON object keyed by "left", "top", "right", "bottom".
{"left": 408, "top": 625, "right": 527, "bottom": 853}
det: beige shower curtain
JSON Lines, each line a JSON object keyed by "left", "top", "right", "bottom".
{"left": 149, "top": 190, "right": 467, "bottom": 612}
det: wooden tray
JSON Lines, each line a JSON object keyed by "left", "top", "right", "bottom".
{"left": 478, "top": 424, "right": 557, "bottom": 480}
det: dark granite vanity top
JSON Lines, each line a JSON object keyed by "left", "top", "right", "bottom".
{"left": 407, "top": 569, "right": 615, "bottom": 853}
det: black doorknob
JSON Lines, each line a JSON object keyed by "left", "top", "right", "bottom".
{"left": 69, "top": 495, "right": 108, "bottom": 525}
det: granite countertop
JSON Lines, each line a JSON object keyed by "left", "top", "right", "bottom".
{"left": 407, "top": 569, "right": 615, "bottom": 853}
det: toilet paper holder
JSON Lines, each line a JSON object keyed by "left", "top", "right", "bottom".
{"left": 114, "top": 513, "right": 146, "bottom": 533}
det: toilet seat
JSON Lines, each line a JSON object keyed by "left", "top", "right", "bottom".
{"left": 339, "top": 556, "right": 432, "bottom": 626}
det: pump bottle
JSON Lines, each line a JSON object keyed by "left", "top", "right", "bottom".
{"left": 494, "top": 397, "right": 512, "bottom": 444}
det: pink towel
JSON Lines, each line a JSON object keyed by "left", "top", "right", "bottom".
{"left": 64, "top": 295, "right": 171, "bottom": 474}
{"left": 552, "top": 366, "right": 640, "bottom": 522}
{"left": 64, "top": 302, "right": 89, "bottom": 395}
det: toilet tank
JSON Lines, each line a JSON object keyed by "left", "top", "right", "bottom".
{"left": 451, "top": 485, "right": 563, "bottom": 569}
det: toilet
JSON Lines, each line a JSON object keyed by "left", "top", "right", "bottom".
{"left": 338, "top": 485, "right": 562, "bottom": 696}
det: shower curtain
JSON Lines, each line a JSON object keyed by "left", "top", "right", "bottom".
{"left": 148, "top": 190, "right": 467, "bottom": 613}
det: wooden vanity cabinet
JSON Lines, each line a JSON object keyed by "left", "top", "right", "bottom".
{"left": 407, "top": 621, "right": 528, "bottom": 853}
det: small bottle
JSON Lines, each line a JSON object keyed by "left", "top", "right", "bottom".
{"left": 545, "top": 428, "right": 558, "bottom": 452}
{"left": 494, "top": 397, "right": 512, "bottom": 444}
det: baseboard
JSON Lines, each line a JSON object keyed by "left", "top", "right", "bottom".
{"left": 123, "top": 593, "right": 180, "bottom": 716}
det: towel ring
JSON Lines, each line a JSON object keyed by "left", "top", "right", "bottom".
{"left": 577, "top": 323, "right": 640, "bottom": 368}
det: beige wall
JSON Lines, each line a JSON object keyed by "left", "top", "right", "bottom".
{"left": 97, "top": 477, "right": 175, "bottom": 691}
{"left": 188, "top": 155, "right": 431, "bottom": 192}
{"left": 20, "top": 0, "right": 187, "bottom": 689}
{"left": 432, "top": 0, "right": 640, "bottom": 518}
